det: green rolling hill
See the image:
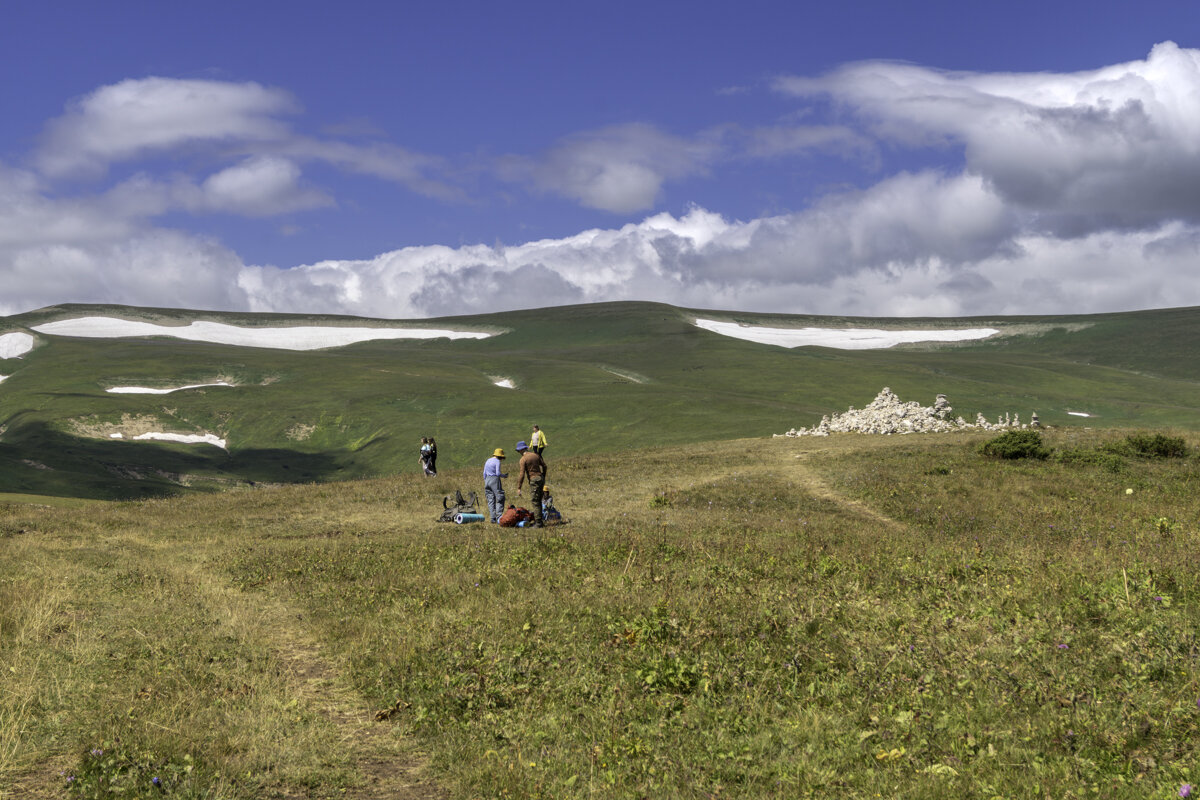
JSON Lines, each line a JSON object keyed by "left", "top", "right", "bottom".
{"left": 2, "top": 300, "right": 1199, "bottom": 499}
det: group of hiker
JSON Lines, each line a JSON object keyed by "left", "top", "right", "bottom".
{"left": 483, "top": 425, "right": 548, "bottom": 526}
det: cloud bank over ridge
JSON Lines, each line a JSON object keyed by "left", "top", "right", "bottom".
{"left": 4, "top": 43, "right": 1200, "bottom": 319}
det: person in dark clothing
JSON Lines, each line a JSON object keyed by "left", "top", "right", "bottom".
{"left": 514, "top": 440, "right": 547, "bottom": 527}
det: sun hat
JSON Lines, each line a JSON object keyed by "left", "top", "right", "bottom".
{"left": 516, "top": 441, "right": 528, "bottom": 451}
{"left": 493, "top": 448, "right": 506, "bottom": 458}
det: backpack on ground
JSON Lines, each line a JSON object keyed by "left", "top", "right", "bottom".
{"left": 438, "top": 489, "right": 479, "bottom": 522}
{"left": 497, "top": 505, "right": 535, "bottom": 527}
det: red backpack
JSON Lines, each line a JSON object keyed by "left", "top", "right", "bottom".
{"left": 497, "top": 506, "right": 535, "bottom": 527}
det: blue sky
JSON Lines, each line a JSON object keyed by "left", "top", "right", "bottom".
{"left": 3, "top": 1, "right": 1200, "bottom": 319}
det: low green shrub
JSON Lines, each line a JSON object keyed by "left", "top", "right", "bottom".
{"left": 978, "top": 430, "right": 1051, "bottom": 460}
{"left": 1116, "top": 432, "right": 1189, "bottom": 459}
{"left": 1053, "top": 448, "right": 1126, "bottom": 473}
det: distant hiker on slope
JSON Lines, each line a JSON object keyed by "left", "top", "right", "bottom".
{"left": 420, "top": 437, "right": 435, "bottom": 476}
{"left": 427, "top": 437, "right": 438, "bottom": 475}
{"left": 483, "top": 448, "right": 508, "bottom": 523}
{"left": 515, "top": 440, "right": 547, "bottom": 527}
{"left": 530, "top": 424, "right": 547, "bottom": 455}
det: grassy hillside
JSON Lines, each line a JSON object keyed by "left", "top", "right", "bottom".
{"left": 2, "top": 301, "right": 1200, "bottom": 499}
{"left": 4, "top": 428, "right": 1199, "bottom": 798}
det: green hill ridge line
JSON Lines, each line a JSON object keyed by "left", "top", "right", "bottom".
{"left": 2, "top": 300, "right": 1198, "bottom": 499}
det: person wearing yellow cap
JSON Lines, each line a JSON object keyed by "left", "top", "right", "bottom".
{"left": 483, "top": 448, "right": 508, "bottom": 523}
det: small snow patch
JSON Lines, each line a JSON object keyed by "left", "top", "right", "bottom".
{"left": 693, "top": 318, "right": 999, "bottom": 349}
{"left": 1067, "top": 411, "right": 1091, "bottom": 417}
{"left": 107, "top": 382, "right": 235, "bottom": 394}
{"left": 0, "top": 375, "right": 7, "bottom": 385}
{"left": 0, "top": 332, "right": 34, "bottom": 359}
{"left": 31, "top": 317, "right": 495, "bottom": 351}
{"left": 132, "top": 431, "right": 225, "bottom": 450}
{"left": 133, "top": 432, "right": 227, "bottom": 449}
{"left": 603, "top": 367, "right": 647, "bottom": 383}
{"left": 493, "top": 378, "right": 516, "bottom": 389}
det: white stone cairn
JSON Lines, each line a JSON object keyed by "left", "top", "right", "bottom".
{"left": 775, "top": 387, "right": 1032, "bottom": 437}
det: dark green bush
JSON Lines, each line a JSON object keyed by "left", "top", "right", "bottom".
{"left": 1118, "top": 433, "right": 1189, "bottom": 459}
{"left": 979, "top": 430, "right": 1051, "bottom": 460}
{"left": 1053, "top": 448, "right": 1125, "bottom": 473}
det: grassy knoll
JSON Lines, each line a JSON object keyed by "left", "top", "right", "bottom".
{"left": 4, "top": 428, "right": 1200, "bottom": 798}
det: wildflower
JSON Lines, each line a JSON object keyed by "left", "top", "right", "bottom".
{"left": 153, "top": 776, "right": 162, "bottom": 787}
{"left": 1057, "top": 644, "right": 1069, "bottom": 649}
{"left": 90, "top": 748, "right": 103, "bottom": 757}
{"left": 1180, "top": 784, "right": 1192, "bottom": 798}
{"left": 1126, "top": 488, "right": 1134, "bottom": 495}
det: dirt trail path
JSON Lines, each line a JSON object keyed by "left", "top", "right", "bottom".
{"left": 7, "top": 540, "right": 446, "bottom": 800}
{"left": 174, "top": 552, "right": 447, "bottom": 800}
{"left": 780, "top": 446, "right": 910, "bottom": 533}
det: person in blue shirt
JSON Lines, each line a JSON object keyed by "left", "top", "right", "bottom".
{"left": 483, "top": 448, "right": 508, "bottom": 523}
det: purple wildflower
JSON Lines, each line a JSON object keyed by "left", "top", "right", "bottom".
{"left": 153, "top": 776, "right": 162, "bottom": 787}
{"left": 1057, "top": 643, "right": 1069, "bottom": 649}
{"left": 1180, "top": 784, "right": 1192, "bottom": 798}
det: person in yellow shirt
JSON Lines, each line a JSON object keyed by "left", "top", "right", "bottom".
{"left": 530, "top": 424, "right": 547, "bottom": 455}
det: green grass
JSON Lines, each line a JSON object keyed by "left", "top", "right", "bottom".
{"left": 4, "top": 428, "right": 1200, "bottom": 798}
{"left": 6, "top": 301, "right": 1200, "bottom": 499}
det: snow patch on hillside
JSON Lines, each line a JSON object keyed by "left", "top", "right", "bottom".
{"left": 493, "top": 377, "right": 516, "bottom": 389}
{"left": 107, "top": 382, "right": 235, "bottom": 394}
{"left": 31, "top": 317, "right": 495, "bottom": 350}
{"left": 0, "top": 332, "right": 34, "bottom": 359}
{"left": 693, "top": 319, "right": 999, "bottom": 349}
{"left": 110, "top": 431, "right": 228, "bottom": 449}
{"left": 603, "top": 367, "right": 647, "bottom": 383}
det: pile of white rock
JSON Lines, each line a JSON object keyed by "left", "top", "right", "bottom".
{"left": 776, "top": 387, "right": 1035, "bottom": 437}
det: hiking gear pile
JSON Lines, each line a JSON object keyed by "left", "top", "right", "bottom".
{"left": 438, "top": 489, "right": 479, "bottom": 522}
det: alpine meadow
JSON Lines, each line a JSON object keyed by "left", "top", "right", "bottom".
{"left": 3, "top": 301, "right": 1200, "bottom": 799}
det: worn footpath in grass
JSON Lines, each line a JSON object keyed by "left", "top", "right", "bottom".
{"left": 4, "top": 428, "right": 1200, "bottom": 798}
{"left": 0, "top": 495, "right": 437, "bottom": 799}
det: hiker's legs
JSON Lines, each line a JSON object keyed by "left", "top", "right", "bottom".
{"left": 529, "top": 476, "right": 545, "bottom": 523}
{"left": 484, "top": 476, "right": 505, "bottom": 522}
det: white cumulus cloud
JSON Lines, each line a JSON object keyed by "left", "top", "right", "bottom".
{"left": 776, "top": 41, "right": 1200, "bottom": 235}
{"left": 7, "top": 45, "right": 1200, "bottom": 320}
{"left": 503, "top": 123, "right": 720, "bottom": 213}
{"left": 37, "top": 78, "right": 297, "bottom": 177}
{"left": 193, "top": 156, "right": 332, "bottom": 216}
